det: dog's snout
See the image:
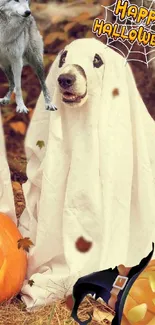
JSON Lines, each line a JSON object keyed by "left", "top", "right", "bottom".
{"left": 24, "top": 10, "right": 31, "bottom": 17}
{"left": 58, "top": 74, "right": 76, "bottom": 89}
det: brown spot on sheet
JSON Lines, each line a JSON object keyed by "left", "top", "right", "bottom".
{"left": 75, "top": 236, "right": 92, "bottom": 253}
{"left": 112, "top": 88, "right": 119, "bottom": 96}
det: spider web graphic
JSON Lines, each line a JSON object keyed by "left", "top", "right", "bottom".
{"left": 101, "top": 0, "right": 155, "bottom": 66}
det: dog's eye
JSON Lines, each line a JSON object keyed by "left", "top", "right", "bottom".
{"left": 59, "top": 50, "right": 67, "bottom": 68}
{"left": 14, "top": 0, "right": 19, "bottom": 2}
{"left": 93, "top": 54, "right": 103, "bottom": 68}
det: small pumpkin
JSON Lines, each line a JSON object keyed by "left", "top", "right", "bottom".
{"left": 121, "top": 260, "right": 155, "bottom": 325}
{"left": 0, "top": 212, "right": 27, "bottom": 302}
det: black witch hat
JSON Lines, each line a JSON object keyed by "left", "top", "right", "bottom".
{"left": 71, "top": 243, "right": 154, "bottom": 325}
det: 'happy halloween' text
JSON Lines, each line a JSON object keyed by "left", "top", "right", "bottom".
{"left": 92, "top": 0, "right": 155, "bottom": 46}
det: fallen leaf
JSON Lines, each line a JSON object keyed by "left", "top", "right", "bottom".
{"left": 66, "top": 295, "right": 74, "bottom": 310}
{"left": 12, "top": 181, "right": 21, "bottom": 192}
{"left": 17, "top": 237, "right": 34, "bottom": 253}
{"left": 75, "top": 237, "right": 92, "bottom": 253}
{"left": 10, "top": 121, "right": 26, "bottom": 135}
{"left": 28, "top": 279, "right": 35, "bottom": 287}
{"left": 36, "top": 140, "right": 45, "bottom": 149}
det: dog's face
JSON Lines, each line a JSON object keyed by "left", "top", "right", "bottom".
{"left": 0, "top": 0, "right": 31, "bottom": 18}
{"left": 57, "top": 46, "right": 104, "bottom": 108}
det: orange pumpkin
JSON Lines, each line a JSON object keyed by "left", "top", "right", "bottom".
{"left": 0, "top": 212, "right": 27, "bottom": 302}
{"left": 121, "top": 260, "right": 155, "bottom": 325}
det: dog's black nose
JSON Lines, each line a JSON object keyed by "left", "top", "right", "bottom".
{"left": 58, "top": 74, "right": 76, "bottom": 89}
{"left": 24, "top": 10, "right": 31, "bottom": 17}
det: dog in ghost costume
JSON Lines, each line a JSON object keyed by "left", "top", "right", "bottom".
{"left": 19, "top": 38, "right": 155, "bottom": 309}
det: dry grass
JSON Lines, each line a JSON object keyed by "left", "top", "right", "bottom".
{"left": 0, "top": 296, "right": 114, "bottom": 325}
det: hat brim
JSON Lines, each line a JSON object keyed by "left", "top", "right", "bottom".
{"left": 71, "top": 243, "right": 154, "bottom": 325}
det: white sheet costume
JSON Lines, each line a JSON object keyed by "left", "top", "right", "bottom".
{"left": 19, "top": 38, "right": 155, "bottom": 309}
{"left": 0, "top": 113, "right": 16, "bottom": 224}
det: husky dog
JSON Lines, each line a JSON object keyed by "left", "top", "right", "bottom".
{"left": 0, "top": 0, "right": 56, "bottom": 113}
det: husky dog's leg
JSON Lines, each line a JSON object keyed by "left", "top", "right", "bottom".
{"left": 11, "top": 59, "right": 28, "bottom": 114}
{"left": 31, "top": 59, "right": 57, "bottom": 111}
{"left": 0, "top": 66, "right": 15, "bottom": 105}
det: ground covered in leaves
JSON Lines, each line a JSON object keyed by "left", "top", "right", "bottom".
{"left": 0, "top": 296, "right": 115, "bottom": 325}
{"left": 0, "top": 0, "right": 155, "bottom": 324}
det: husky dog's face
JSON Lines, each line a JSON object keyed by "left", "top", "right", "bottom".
{"left": 0, "top": 0, "right": 31, "bottom": 18}
{"left": 57, "top": 45, "right": 104, "bottom": 108}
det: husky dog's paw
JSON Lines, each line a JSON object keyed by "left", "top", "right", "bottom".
{"left": 16, "top": 104, "right": 29, "bottom": 114}
{"left": 46, "top": 103, "right": 57, "bottom": 111}
{"left": 0, "top": 97, "right": 10, "bottom": 105}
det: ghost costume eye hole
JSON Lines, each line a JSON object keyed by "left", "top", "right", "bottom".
{"left": 59, "top": 50, "right": 68, "bottom": 68}
{"left": 93, "top": 54, "right": 104, "bottom": 68}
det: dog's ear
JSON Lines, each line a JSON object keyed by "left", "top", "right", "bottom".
{"left": 58, "top": 50, "right": 64, "bottom": 57}
{"left": 57, "top": 50, "right": 64, "bottom": 62}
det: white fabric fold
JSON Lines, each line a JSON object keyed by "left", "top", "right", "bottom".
{"left": 0, "top": 112, "right": 16, "bottom": 224}
{"left": 19, "top": 38, "right": 155, "bottom": 309}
